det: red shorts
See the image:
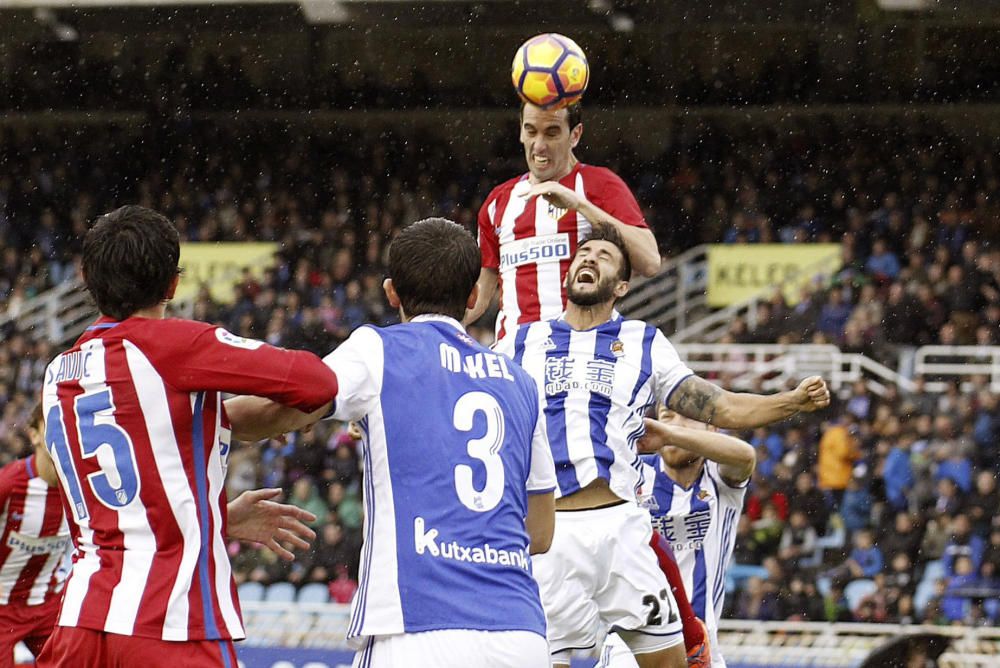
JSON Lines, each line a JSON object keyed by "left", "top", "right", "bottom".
{"left": 35, "top": 626, "right": 238, "bottom": 668}
{"left": 0, "top": 596, "right": 60, "bottom": 668}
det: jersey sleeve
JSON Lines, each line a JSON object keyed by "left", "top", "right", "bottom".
{"left": 651, "top": 329, "right": 695, "bottom": 407}
{"left": 145, "top": 319, "right": 338, "bottom": 412}
{"left": 322, "top": 326, "right": 384, "bottom": 422}
{"left": 526, "top": 399, "right": 556, "bottom": 494}
{"left": 0, "top": 461, "right": 19, "bottom": 509}
{"left": 477, "top": 194, "right": 500, "bottom": 270}
{"left": 586, "top": 167, "right": 647, "bottom": 229}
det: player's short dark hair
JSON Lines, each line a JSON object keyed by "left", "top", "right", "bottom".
{"left": 520, "top": 101, "right": 583, "bottom": 130}
{"left": 387, "top": 217, "right": 480, "bottom": 321}
{"left": 579, "top": 223, "right": 632, "bottom": 282}
{"left": 82, "top": 206, "right": 181, "bottom": 321}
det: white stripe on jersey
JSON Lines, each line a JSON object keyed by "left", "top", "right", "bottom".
{"left": 562, "top": 327, "right": 599, "bottom": 488}
{"left": 27, "top": 507, "right": 70, "bottom": 605}
{"left": 0, "top": 477, "right": 48, "bottom": 605}
{"left": 497, "top": 191, "right": 528, "bottom": 339}
{"left": 124, "top": 341, "right": 202, "bottom": 640}
{"left": 103, "top": 344, "right": 156, "bottom": 636}
{"left": 207, "top": 392, "right": 244, "bottom": 638}
{"left": 533, "top": 193, "right": 565, "bottom": 321}
{"left": 55, "top": 339, "right": 106, "bottom": 627}
{"left": 339, "top": 333, "right": 405, "bottom": 643}
{"left": 573, "top": 171, "right": 592, "bottom": 241}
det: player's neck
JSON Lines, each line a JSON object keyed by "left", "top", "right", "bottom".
{"left": 127, "top": 303, "right": 169, "bottom": 320}
{"left": 664, "top": 460, "right": 704, "bottom": 489}
{"left": 563, "top": 301, "right": 614, "bottom": 331}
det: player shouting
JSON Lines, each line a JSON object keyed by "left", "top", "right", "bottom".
{"left": 468, "top": 102, "right": 660, "bottom": 344}
{"left": 498, "top": 225, "right": 829, "bottom": 668}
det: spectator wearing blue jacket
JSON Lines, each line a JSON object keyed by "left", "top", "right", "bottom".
{"left": 840, "top": 477, "right": 873, "bottom": 533}
{"left": 943, "top": 514, "right": 986, "bottom": 577}
{"left": 883, "top": 439, "right": 914, "bottom": 511}
{"left": 864, "top": 238, "right": 901, "bottom": 280}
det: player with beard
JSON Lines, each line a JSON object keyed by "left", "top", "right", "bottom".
{"left": 497, "top": 224, "right": 830, "bottom": 668}
{"left": 598, "top": 409, "right": 756, "bottom": 668}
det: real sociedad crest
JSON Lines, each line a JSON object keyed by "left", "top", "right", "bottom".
{"left": 610, "top": 339, "right": 625, "bottom": 358}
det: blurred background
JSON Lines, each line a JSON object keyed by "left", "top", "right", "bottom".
{"left": 1, "top": 0, "right": 999, "bottom": 666}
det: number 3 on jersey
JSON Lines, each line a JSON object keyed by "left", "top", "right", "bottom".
{"left": 453, "top": 391, "right": 506, "bottom": 513}
{"left": 45, "top": 388, "right": 140, "bottom": 521}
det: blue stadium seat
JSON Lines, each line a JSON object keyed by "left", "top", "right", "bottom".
{"left": 844, "top": 579, "right": 877, "bottom": 611}
{"left": 264, "top": 582, "right": 296, "bottom": 603}
{"left": 237, "top": 581, "right": 265, "bottom": 603}
{"left": 297, "top": 582, "right": 330, "bottom": 604}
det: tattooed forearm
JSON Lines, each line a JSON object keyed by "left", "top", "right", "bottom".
{"left": 668, "top": 376, "right": 723, "bottom": 425}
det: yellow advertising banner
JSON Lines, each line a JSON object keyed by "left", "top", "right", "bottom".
{"left": 706, "top": 244, "right": 842, "bottom": 307}
{"left": 177, "top": 242, "right": 278, "bottom": 303}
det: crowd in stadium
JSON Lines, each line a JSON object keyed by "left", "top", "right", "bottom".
{"left": 4, "top": 37, "right": 1000, "bottom": 111}
{"left": 1, "top": 115, "right": 999, "bottom": 626}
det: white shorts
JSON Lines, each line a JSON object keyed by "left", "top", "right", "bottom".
{"left": 352, "top": 629, "right": 549, "bottom": 668}
{"left": 533, "top": 502, "right": 684, "bottom": 659}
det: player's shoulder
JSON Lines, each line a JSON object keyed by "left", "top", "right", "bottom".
{"left": 0, "top": 458, "right": 27, "bottom": 490}
{"left": 579, "top": 163, "right": 631, "bottom": 188}
{"left": 483, "top": 174, "right": 528, "bottom": 205}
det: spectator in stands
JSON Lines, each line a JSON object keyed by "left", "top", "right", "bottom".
{"left": 825, "top": 528, "right": 883, "bottom": 587}
{"left": 289, "top": 476, "right": 328, "bottom": 529}
{"left": 943, "top": 514, "right": 986, "bottom": 577}
{"left": 817, "top": 289, "right": 852, "bottom": 340}
{"left": 778, "top": 509, "right": 818, "bottom": 571}
{"left": 818, "top": 416, "right": 861, "bottom": 506}
{"left": 864, "top": 238, "right": 901, "bottom": 282}
{"left": 326, "top": 481, "right": 362, "bottom": 531}
{"left": 966, "top": 471, "right": 1000, "bottom": 537}
{"left": 882, "top": 435, "right": 915, "bottom": 512}
{"left": 879, "top": 512, "right": 924, "bottom": 566}
{"left": 840, "top": 476, "right": 873, "bottom": 534}
{"left": 786, "top": 471, "right": 829, "bottom": 536}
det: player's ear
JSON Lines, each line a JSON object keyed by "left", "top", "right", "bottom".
{"left": 570, "top": 123, "right": 583, "bottom": 148}
{"left": 383, "top": 278, "right": 401, "bottom": 309}
{"left": 164, "top": 274, "right": 180, "bottom": 301}
{"left": 613, "top": 278, "right": 629, "bottom": 299}
{"left": 466, "top": 283, "right": 479, "bottom": 312}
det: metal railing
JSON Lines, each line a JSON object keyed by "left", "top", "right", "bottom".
{"left": 0, "top": 278, "right": 94, "bottom": 344}
{"left": 237, "top": 602, "right": 1000, "bottom": 666}
{"left": 914, "top": 346, "right": 1000, "bottom": 393}
{"left": 673, "top": 343, "right": 919, "bottom": 396}
{"left": 618, "top": 244, "right": 709, "bottom": 335}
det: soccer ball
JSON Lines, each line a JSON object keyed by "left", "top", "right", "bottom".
{"left": 511, "top": 33, "right": 589, "bottom": 110}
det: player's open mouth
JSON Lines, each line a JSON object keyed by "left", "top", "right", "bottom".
{"left": 533, "top": 156, "right": 549, "bottom": 166}
{"left": 576, "top": 268, "right": 597, "bottom": 284}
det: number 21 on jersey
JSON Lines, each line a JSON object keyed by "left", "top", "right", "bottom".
{"left": 45, "top": 388, "right": 140, "bottom": 521}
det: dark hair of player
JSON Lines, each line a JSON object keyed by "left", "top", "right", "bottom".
{"left": 82, "top": 205, "right": 181, "bottom": 321}
{"left": 387, "top": 217, "right": 480, "bottom": 321}
{"left": 520, "top": 101, "right": 582, "bottom": 130}
{"left": 580, "top": 223, "right": 632, "bottom": 282}
{"left": 28, "top": 402, "right": 43, "bottom": 431}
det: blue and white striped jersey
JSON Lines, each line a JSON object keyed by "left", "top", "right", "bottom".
{"left": 323, "top": 315, "right": 556, "bottom": 645}
{"left": 638, "top": 457, "right": 747, "bottom": 668}
{"left": 498, "top": 312, "right": 693, "bottom": 502}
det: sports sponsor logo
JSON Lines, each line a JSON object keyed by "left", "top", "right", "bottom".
{"left": 6, "top": 531, "right": 71, "bottom": 556}
{"left": 215, "top": 328, "right": 265, "bottom": 350}
{"left": 543, "top": 356, "right": 616, "bottom": 398}
{"left": 413, "top": 517, "right": 529, "bottom": 570}
{"left": 499, "top": 234, "right": 571, "bottom": 271}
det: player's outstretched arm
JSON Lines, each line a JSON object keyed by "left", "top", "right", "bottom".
{"left": 224, "top": 396, "right": 332, "bottom": 442}
{"left": 227, "top": 488, "right": 317, "bottom": 561}
{"left": 526, "top": 492, "right": 555, "bottom": 555}
{"left": 667, "top": 375, "right": 830, "bottom": 430}
{"left": 639, "top": 417, "right": 756, "bottom": 485}
{"left": 522, "top": 182, "right": 661, "bottom": 276}
{"left": 464, "top": 268, "right": 499, "bottom": 325}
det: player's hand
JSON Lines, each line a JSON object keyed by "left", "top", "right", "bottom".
{"left": 347, "top": 422, "right": 363, "bottom": 440}
{"left": 637, "top": 417, "right": 670, "bottom": 453}
{"left": 522, "top": 181, "right": 583, "bottom": 211}
{"left": 791, "top": 376, "right": 831, "bottom": 413}
{"left": 227, "top": 488, "right": 316, "bottom": 561}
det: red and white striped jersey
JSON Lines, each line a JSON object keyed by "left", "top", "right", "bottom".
{"left": 477, "top": 163, "right": 647, "bottom": 342}
{"left": 41, "top": 316, "right": 339, "bottom": 642}
{"left": 0, "top": 455, "right": 71, "bottom": 607}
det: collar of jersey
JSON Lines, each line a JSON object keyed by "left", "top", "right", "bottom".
{"left": 410, "top": 314, "right": 465, "bottom": 333}
{"left": 555, "top": 309, "right": 622, "bottom": 331}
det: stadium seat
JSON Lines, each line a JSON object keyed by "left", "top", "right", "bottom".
{"left": 237, "top": 581, "right": 265, "bottom": 603}
{"left": 844, "top": 579, "right": 877, "bottom": 611}
{"left": 297, "top": 582, "right": 331, "bottom": 604}
{"left": 801, "top": 515, "right": 848, "bottom": 568}
{"left": 264, "top": 582, "right": 297, "bottom": 603}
